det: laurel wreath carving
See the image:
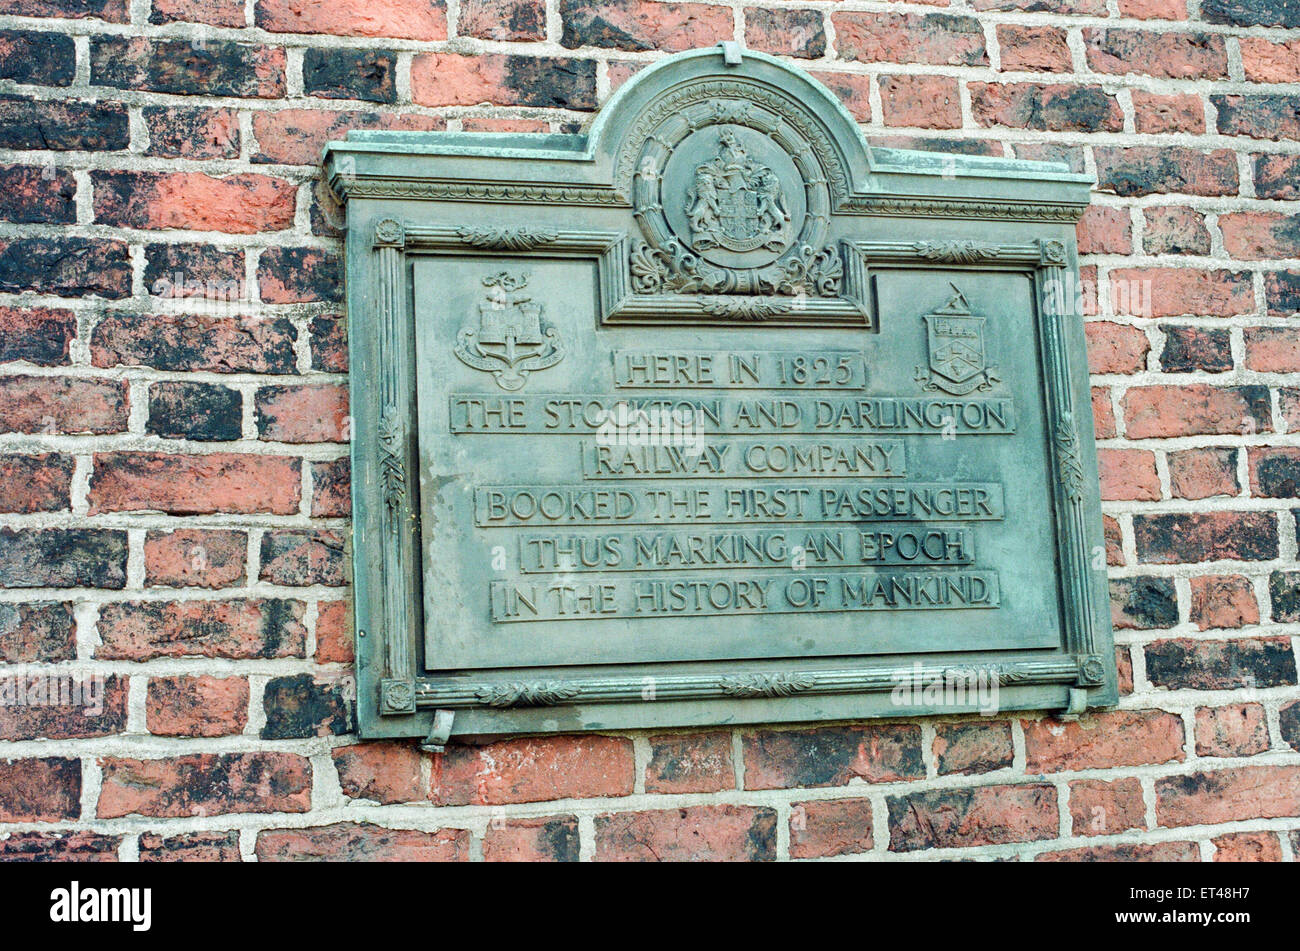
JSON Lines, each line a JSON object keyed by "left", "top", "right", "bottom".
{"left": 474, "top": 681, "right": 581, "bottom": 708}
{"left": 377, "top": 408, "right": 405, "bottom": 513}
{"left": 913, "top": 241, "right": 1003, "bottom": 265}
{"left": 1055, "top": 415, "right": 1086, "bottom": 501}
{"left": 719, "top": 673, "right": 818, "bottom": 698}
{"left": 455, "top": 226, "right": 560, "bottom": 251}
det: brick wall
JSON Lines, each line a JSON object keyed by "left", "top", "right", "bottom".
{"left": 0, "top": 0, "right": 1296, "bottom": 862}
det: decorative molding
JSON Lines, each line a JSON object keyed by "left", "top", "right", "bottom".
{"left": 913, "top": 240, "right": 1004, "bottom": 264}
{"left": 377, "top": 408, "right": 406, "bottom": 511}
{"left": 337, "top": 178, "right": 626, "bottom": 206}
{"left": 698, "top": 297, "right": 789, "bottom": 321}
{"left": 475, "top": 681, "right": 582, "bottom": 708}
{"left": 373, "top": 217, "right": 405, "bottom": 248}
{"left": 454, "top": 226, "right": 560, "bottom": 251}
{"left": 720, "top": 672, "right": 817, "bottom": 698}
{"left": 842, "top": 196, "right": 1086, "bottom": 223}
{"left": 1055, "top": 413, "right": 1086, "bottom": 501}
{"left": 380, "top": 678, "right": 415, "bottom": 715}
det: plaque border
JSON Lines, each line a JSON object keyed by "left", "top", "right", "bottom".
{"left": 331, "top": 46, "right": 1114, "bottom": 743}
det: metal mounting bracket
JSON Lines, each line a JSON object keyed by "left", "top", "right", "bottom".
{"left": 419, "top": 709, "right": 455, "bottom": 753}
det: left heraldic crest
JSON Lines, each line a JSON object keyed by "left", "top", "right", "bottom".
{"left": 454, "top": 272, "right": 564, "bottom": 391}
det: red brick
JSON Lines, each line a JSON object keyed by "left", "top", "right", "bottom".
{"left": 310, "top": 458, "right": 350, "bottom": 518}
{"left": 1266, "top": 270, "right": 1300, "bottom": 315}
{"left": 1132, "top": 91, "right": 1205, "bottom": 134}
{"left": 880, "top": 75, "right": 960, "bottom": 129}
{"left": 997, "top": 24, "right": 1071, "bottom": 72}
{"left": 257, "top": 822, "right": 468, "bottom": 861}
{"left": 1282, "top": 389, "right": 1300, "bottom": 430}
{"left": 144, "top": 528, "right": 246, "bottom": 588}
{"left": 260, "top": 529, "right": 345, "bottom": 586}
{"left": 819, "top": 72, "right": 872, "bottom": 122}
{"left": 0, "top": 453, "right": 72, "bottom": 513}
{"left": 333, "top": 741, "right": 425, "bottom": 804}
{"left": 644, "top": 732, "right": 734, "bottom": 794}
{"left": 0, "top": 758, "right": 80, "bottom": 822}
{"left": 833, "top": 12, "right": 988, "bottom": 67}
{"left": 973, "top": 0, "right": 1105, "bottom": 11}
{"left": 1095, "top": 147, "right": 1237, "bottom": 197}
{"left": 1076, "top": 206, "right": 1131, "bottom": 256}
{"left": 1214, "top": 94, "right": 1300, "bottom": 142}
{"left": 1156, "top": 766, "right": 1300, "bottom": 827}
{"left": 1254, "top": 154, "right": 1300, "bottom": 200}
{"left": 1091, "top": 387, "right": 1116, "bottom": 439}
{"left": 99, "top": 753, "right": 312, "bottom": 818}
{"left": 430, "top": 734, "right": 634, "bottom": 805}
{"left": 256, "top": 384, "right": 349, "bottom": 443}
{"left": 0, "top": 377, "right": 127, "bottom": 434}
{"left": 150, "top": 0, "right": 243, "bottom": 26}
{"left": 1103, "top": 515, "right": 1124, "bottom": 567}
{"left": 1249, "top": 447, "right": 1300, "bottom": 498}
{"left": 1168, "top": 447, "right": 1239, "bottom": 499}
{"left": 1085, "top": 321, "right": 1148, "bottom": 374}
{"left": 1068, "top": 777, "right": 1145, "bottom": 836}
{"left": 0, "top": 164, "right": 76, "bottom": 224}
{"left": 1142, "top": 206, "right": 1210, "bottom": 255}
{"left": 460, "top": 117, "right": 550, "bottom": 133}
{"left": 92, "top": 171, "right": 295, "bottom": 234}
{"left": 595, "top": 805, "right": 776, "bottom": 861}
{"left": 1244, "top": 327, "right": 1300, "bottom": 373}
{"left": 89, "top": 452, "right": 301, "bottom": 515}
{"left": 256, "top": 0, "right": 447, "bottom": 39}
{"left": 96, "top": 598, "right": 306, "bottom": 661}
{"left": 1213, "top": 830, "right": 1283, "bottom": 862}
{"left": 0, "top": 602, "right": 75, "bottom": 663}
{"left": 252, "top": 110, "right": 445, "bottom": 166}
{"left": 1098, "top": 448, "right": 1160, "bottom": 501}
{"left": 483, "top": 815, "right": 579, "bottom": 862}
{"left": 789, "top": 798, "right": 874, "bottom": 859}
{"left": 743, "top": 723, "right": 923, "bottom": 789}
{"left": 971, "top": 83, "right": 1122, "bottom": 133}
{"left": 1084, "top": 28, "right": 1226, "bottom": 79}
{"left": 0, "top": 305, "right": 75, "bottom": 366}
{"left": 933, "top": 720, "right": 1014, "bottom": 775}
{"left": 411, "top": 53, "right": 597, "bottom": 110}
{"left": 1195, "top": 703, "right": 1269, "bottom": 757}
{"left": 1117, "top": 0, "right": 1185, "bottom": 16}
{"left": 0, "top": 831, "right": 119, "bottom": 862}
{"left": 138, "top": 830, "right": 241, "bottom": 862}
{"left": 0, "top": 673, "right": 128, "bottom": 741}
{"left": 889, "top": 784, "right": 1057, "bottom": 851}
{"left": 1189, "top": 575, "right": 1258, "bottom": 630}
{"left": 744, "top": 8, "right": 826, "bottom": 59}
{"left": 315, "top": 600, "right": 353, "bottom": 664}
{"left": 257, "top": 246, "right": 339, "bottom": 303}
{"left": 1116, "top": 645, "right": 1134, "bottom": 695}
{"left": 1123, "top": 384, "right": 1269, "bottom": 438}
{"left": 1110, "top": 268, "right": 1253, "bottom": 318}
{"left": 1220, "top": 212, "right": 1300, "bottom": 260}
{"left": 1239, "top": 37, "right": 1300, "bottom": 84}
{"left": 1037, "top": 841, "right": 1198, "bottom": 861}
{"left": 459, "top": 0, "right": 545, "bottom": 41}
{"left": 146, "top": 675, "right": 248, "bottom": 737}
{"left": 1023, "top": 709, "right": 1185, "bottom": 773}
{"left": 559, "top": 0, "right": 731, "bottom": 52}
{"left": 91, "top": 314, "right": 297, "bottom": 374}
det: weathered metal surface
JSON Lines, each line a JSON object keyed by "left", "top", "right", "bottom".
{"left": 325, "top": 46, "right": 1115, "bottom": 740}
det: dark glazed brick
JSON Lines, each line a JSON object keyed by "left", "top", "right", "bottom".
{"left": 1254, "top": 155, "right": 1300, "bottom": 200}
{"left": 744, "top": 8, "right": 827, "bottom": 59}
{"left": 0, "top": 307, "right": 75, "bottom": 366}
{"left": 303, "top": 48, "right": 397, "bottom": 103}
{"left": 1266, "top": 271, "right": 1300, "bottom": 315}
{"left": 1201, "top": 0, "right": 1300, "bottom": 27}
{"left": 310, "top": 458, "right": 350, "bottom": 517}
{"left": 1280, "top": 701, "right": 1300, "bottom": 752}
{"left": 1214, "top": 95, "right": 1300, "bottom": 142}
{"left": 147, "top": 382, "right": 242, "bottom": 442}
{"left": 0, "top": 166, "right": 76, "bottom": 225}
{"left": 261, "top": 673, "right": 352, "bottom": 739}
{"left": 138, "top": 830, "right": 241, "bottom": 862}
{"left": 0, "top": 30, "right": 75, "bottom": 86}
{"left": 91, "top": 315, "right": 297, "bottom": 373}
{"left": 1094, "top": 147, "right": 1237, "bottom": 197}
{"left": 1110, "top": 577, "right": 1178, "bottom": 630}
{"left": 0, "top": 673, "right": 128, "bottom": 740}
{"left": 90, "top": 37, "right": 286, "bottom": 98}
{"left": 743, "top": 724, "right": 923, "bottom": 789}
{"left": 1270, "top": 571, "right": 1300, "bottom": 622}
{"left": 1146, "top": 637, "right": 1297, "bottom": 690}
{"left": 460, "top": 0, "right": 546, "bottom": 41}
{"left": 257, "top": 247, "right": 341, "bottom": 303}
{"left": 0, "top": 528, "right": 126, "bottom": 588}
{"left": 509, "top": 56, "right": 596, "bottom": 109}
{"left": 0, "top": 453, "right": 73, "bottom": 513}
{"left": 0, "top": 96, "right": 129, "bottom": 151}
{"left": 144, "top": 244, "right": 245, "bottom": 300}
{"left": 0, "top": 831, "right": 120, "bottom": 861}
{"left": 309, "top": 314, "right": 347, "bottom": 372}
{"left": 1161, "top": 326, "right": 1233, "bottom": 373}
{"left": 2, "top": 0, "right": 127, "bottom": 20}
{"left": 1133, "top": 512, "right": 1278, "bottom": 564}
{"left": 888, "top": 784, "right": 1058, "bottom": 851}
{"left": 934, "top": 721, "right": 1015, "bottom": 775}
{"left": 0, "top": 238, "right": 131, "bottom": 299}
{"left": 143, "top": 106, "right": 240, "bottom": 159}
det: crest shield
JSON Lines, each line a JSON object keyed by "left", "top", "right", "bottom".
{"left": 916, "top": 285, "right": 1000, "bottom": 396}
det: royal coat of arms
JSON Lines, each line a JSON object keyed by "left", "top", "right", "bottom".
{"left": 454, "top": 272, "right": 564, "bottom": 391}
{"left": 685, "top": 128, "right": 792, "bottom": 254}
{"left": 915, "top": 285, "right": 1000, "bottom": 396}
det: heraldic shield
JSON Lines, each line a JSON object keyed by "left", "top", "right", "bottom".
{"left": 916, "top": 285, "right": 1000, "bottom": 396}
{"left": 454, "top": 272, "right": 564, "bottom": 391}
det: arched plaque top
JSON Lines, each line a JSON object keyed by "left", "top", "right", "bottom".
{"left": 591, "top": 45, "right": 870, "bottom": 207}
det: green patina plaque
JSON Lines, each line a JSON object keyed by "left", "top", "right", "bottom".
{"left": 324, "top": 45, "right": 1116, "bottom": 746}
